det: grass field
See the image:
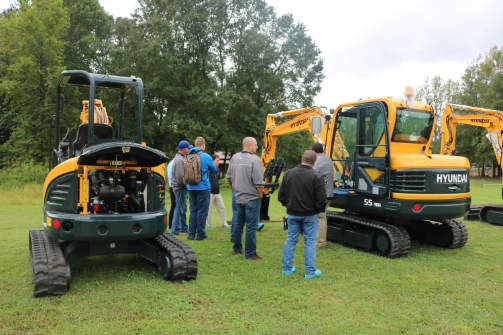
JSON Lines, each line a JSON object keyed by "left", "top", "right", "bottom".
{"left": 1, "top": 179, "right": 503, "bottom": 334}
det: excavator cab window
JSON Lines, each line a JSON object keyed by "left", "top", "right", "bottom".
{"left": 331, "top": 108, "right": 357, "bottom": 188}
{"left": 359, "top": 106, "right": 386, "bottom": 157}
{"left": 392, "top": 109, "right": 434, "bottom": 144}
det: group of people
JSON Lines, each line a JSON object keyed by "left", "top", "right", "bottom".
{"left": 166, "top": 136, "right": 334, "bottom": 279}
{"left": 167, "top": 136, "right": 266, "bottom": 259}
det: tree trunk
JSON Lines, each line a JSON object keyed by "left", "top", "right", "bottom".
{"left": 221, "top": 146, "right": 228, "bottom": 179}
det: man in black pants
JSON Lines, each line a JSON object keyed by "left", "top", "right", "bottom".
{"left": 167, "top": 147, "right": 178, "bottom": 229}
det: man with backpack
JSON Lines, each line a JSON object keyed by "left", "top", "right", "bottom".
{"left": 171, "top": 141, "right": 192, "bottom": 236}
{"left": 185, "top": 137, "right": 217, "bottom": 240}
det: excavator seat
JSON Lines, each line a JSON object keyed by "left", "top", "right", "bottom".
{"left": 72, "top": 123, "right": 113, "bottom": 157}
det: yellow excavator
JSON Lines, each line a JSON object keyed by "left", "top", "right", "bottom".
{"left": 31, "top": 70, "right": 197, "bottom": 297}
{"left": 440, "top": 103, "right": 503, "bottom": 225}
{"left": 261, "top": 90, "right": 470, "bottom": 258}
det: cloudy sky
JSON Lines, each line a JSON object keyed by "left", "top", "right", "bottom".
{"left": 2, "top": 0, "right": 502, "bottom": 109}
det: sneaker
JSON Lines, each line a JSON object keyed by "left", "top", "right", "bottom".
{"left": 187, "top": 236, "right": 195, "bottom": 240}
{"left": 233, "top": 250, "right": 243, "bottom": 255}
{"left": 248, "top": 253, "right": 264, "bottom": 261}
{"left": 316, "top": 245, "right": 326, "bottom": 249}
{"left": 282, "top": 266, "right": 296, "bottom": 274}
{"left": 197, "top": 236, "right": 212, "bottom": 240}
{"left": 179, "top": 232, "right": 188, "bottom": 236}
{"left": 207, "top": 226, "right": 214, "bottom": 229}
{"left": 222, "top": 226, "right": 231, "bottom": 229}
{"left": 305, "top": 269, "right": 321, "bottom": 279}
{"left": 258, "top": 223, "right": 265, "bottom": 231}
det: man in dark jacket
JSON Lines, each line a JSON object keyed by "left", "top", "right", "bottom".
{"left": 278, "top": 150, "right": 327, "bottom": 279}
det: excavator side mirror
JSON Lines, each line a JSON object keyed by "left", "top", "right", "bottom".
{"left": 311, "top": 117, "right": 323, "bottom": 134}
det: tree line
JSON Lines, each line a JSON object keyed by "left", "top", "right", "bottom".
{"left": 0, "top": 0, "right": 323, "bottom": 169}
{"left": 416, "top": 45, "right": 503, "bottom": 176}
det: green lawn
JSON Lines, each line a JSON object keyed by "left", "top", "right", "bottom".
{"left": 1, "top": 182, "right": 503, "bottom": 334}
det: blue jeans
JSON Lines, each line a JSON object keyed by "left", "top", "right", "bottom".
{"left": 282, "top": 214, "right": 318, "bottom": 275}
{"left": 172, "top": 188, "right": 188, "bottom": 235}
{"left": 232, "top": 198, "right": 261, "bottom": 258}
{"left": 188, "top": 189, "right": 211, "bottom": 239}
{"left": 231, "top": 189, "right": 237, "bottom": 242}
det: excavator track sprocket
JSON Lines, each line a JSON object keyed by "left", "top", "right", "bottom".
{"left": 29, "top": 229, "right": 69, "bottom": 297}
{"left": 326, "top": 211, "right": 411, "bottom": 258}
{"left": 406, "top": 219, "right": 468, "bottom": 249}
{"left": 154, "top": 233, "right": 198, "bottom": 281}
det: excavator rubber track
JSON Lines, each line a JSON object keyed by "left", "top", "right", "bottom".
{"left": 406, "top": 219, "right": 468, "bottom": 248}
{"left": 29, "top": 230, "right": 68, "bottom": 297}
{"left": 478, "top": 205, "right": 503, "bottom": 226}
{"left": 154, "top": 233, "right": 198, "bottom": 281}
{"left": 326, "top": 211, "right": 411, "bottom": 258}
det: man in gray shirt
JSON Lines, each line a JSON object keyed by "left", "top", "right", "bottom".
{"left": 171, "top": 140, "right": 192, "bottom": 235}
{"left": 312, "top": 143, "right": 335, "bottom": 249}
{"left": 227, "top": 137, "right": 265, "bottom": 260}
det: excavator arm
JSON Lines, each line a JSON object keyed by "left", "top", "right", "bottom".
{"left": 440, "top": 103, "right": 503, "bottom": 166}
{"left": 261, "top": 106, "right": 355, "bottom": 193}
{"left": 259, "top": 106, "right": 334, "bottom": 220}
{"left": 261, "top": 107, "right": 331, "bottom": 194}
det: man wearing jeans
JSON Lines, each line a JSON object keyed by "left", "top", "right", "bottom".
{"left": 171, "top": 141, "right": 192, "bottom": 235}
{"left": 311, "top": 143, "right": 335, "bottom": 249}
{"left": 278, "top": 150, "right": 327, "bottom": 279}
{"left": 227, "top": 137, "right": 265, "bottom": 260}
{"left": 187, "top": 137, "right": 217, "bottom": 241}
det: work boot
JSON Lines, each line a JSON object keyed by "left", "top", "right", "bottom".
{"left": 248, "top": 253, "right": 264, "bottom": 261}
{"left": 233, "top": 250, "right": 243, "bottom": 255}
{"left": 197, "top": 236, "right": 212, "bottom": 240}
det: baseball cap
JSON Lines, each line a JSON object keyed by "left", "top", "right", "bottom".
{"left": 178, "top": 140, "right": 193, "bottom": 149}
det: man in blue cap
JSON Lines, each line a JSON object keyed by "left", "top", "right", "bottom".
{"left": 171, "top": 140, "right": 192, "bottom": 235}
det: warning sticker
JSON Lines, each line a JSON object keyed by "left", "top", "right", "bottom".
{"left": 359, "top": 178, "right": 367, "bottom": 190}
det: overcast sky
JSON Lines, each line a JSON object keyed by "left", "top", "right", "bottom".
{"left": 2, "top": 0, "right": 502, "bottom": 109}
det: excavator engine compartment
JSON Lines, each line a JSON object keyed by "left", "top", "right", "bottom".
{"left": 88, "top": 169, "right": 148, "bottom": 215}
